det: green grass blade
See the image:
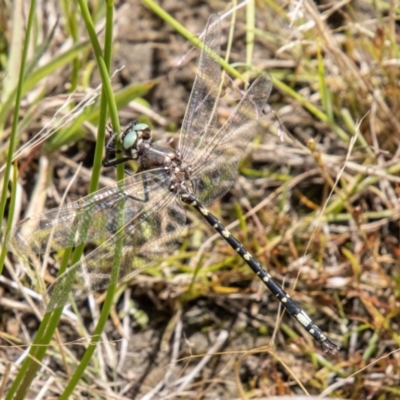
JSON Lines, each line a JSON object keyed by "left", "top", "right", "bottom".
{"left": 0, "top": 40, "right": 91, "bottom": 128}
{"left": 0, "top": 0, "right": 35, "bottom": 282}
{"left": 60, "top": 2, "right": 122, "bottom": 397}
{"left": 317, "top": 40, "right": 333, "bottom": 123}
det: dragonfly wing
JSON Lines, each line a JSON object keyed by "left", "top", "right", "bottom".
{"left": 44, "top": 189, "right": 185, "bottom": 311}
{"left": 178, "top": 14, "right": 222, "bottom": 158}
{"left": 191, "top": 74, "right": 272, "bottom": 205}
{"left": 7, "top": 170, "right": 169, "bottom": 255}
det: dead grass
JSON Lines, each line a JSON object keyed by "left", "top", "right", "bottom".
{"left": 1, "top": 0, "right": 400, "bottom": 399}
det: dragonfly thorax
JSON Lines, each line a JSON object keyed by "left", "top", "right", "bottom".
{"left": 168, "top": 162, "right": 195, "bottom": 196}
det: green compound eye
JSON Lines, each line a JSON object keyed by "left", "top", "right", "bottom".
{"left": 123, "top": 128, "right": 138, "bottom": 150}
{"left": 123, "top": 123, "right": 151, "bottom": 149}
{"left": 133, "top": 123, "right": 149, "bottom": 132}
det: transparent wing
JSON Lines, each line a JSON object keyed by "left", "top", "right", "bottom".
{"left": 44, "top": 190, "right": 185, "bottom": 311}
{"left": 190, "top": 74, "right": 272, "bottom": 205}
{"left": 8, "top": 170, "right": 169, "bottom": 255}
{"left": 7, "top": 170, "right": 186, "bottom": 311}
{"left": 178, "top": 14, "right": 222, "bottom": 158}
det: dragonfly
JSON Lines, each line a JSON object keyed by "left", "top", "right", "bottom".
{"left": 7, "top": 14, "right": 338, "bottom": 353}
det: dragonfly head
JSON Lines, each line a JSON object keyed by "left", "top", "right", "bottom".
{"left": 121, "top": 122, "right": 152, "bottom": 160}
{"left": 122, "top": 122, "right": 151, "bottom": 152}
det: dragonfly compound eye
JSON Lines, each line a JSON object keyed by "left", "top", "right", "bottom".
{"left": 123, "top": 128, "right": 138, "bottom": 150}
{"left": 134, "top": 123, "right": 151, "bottom": 140}
{"left": 122, "top": 123, "right": 151, "bottom": 150}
